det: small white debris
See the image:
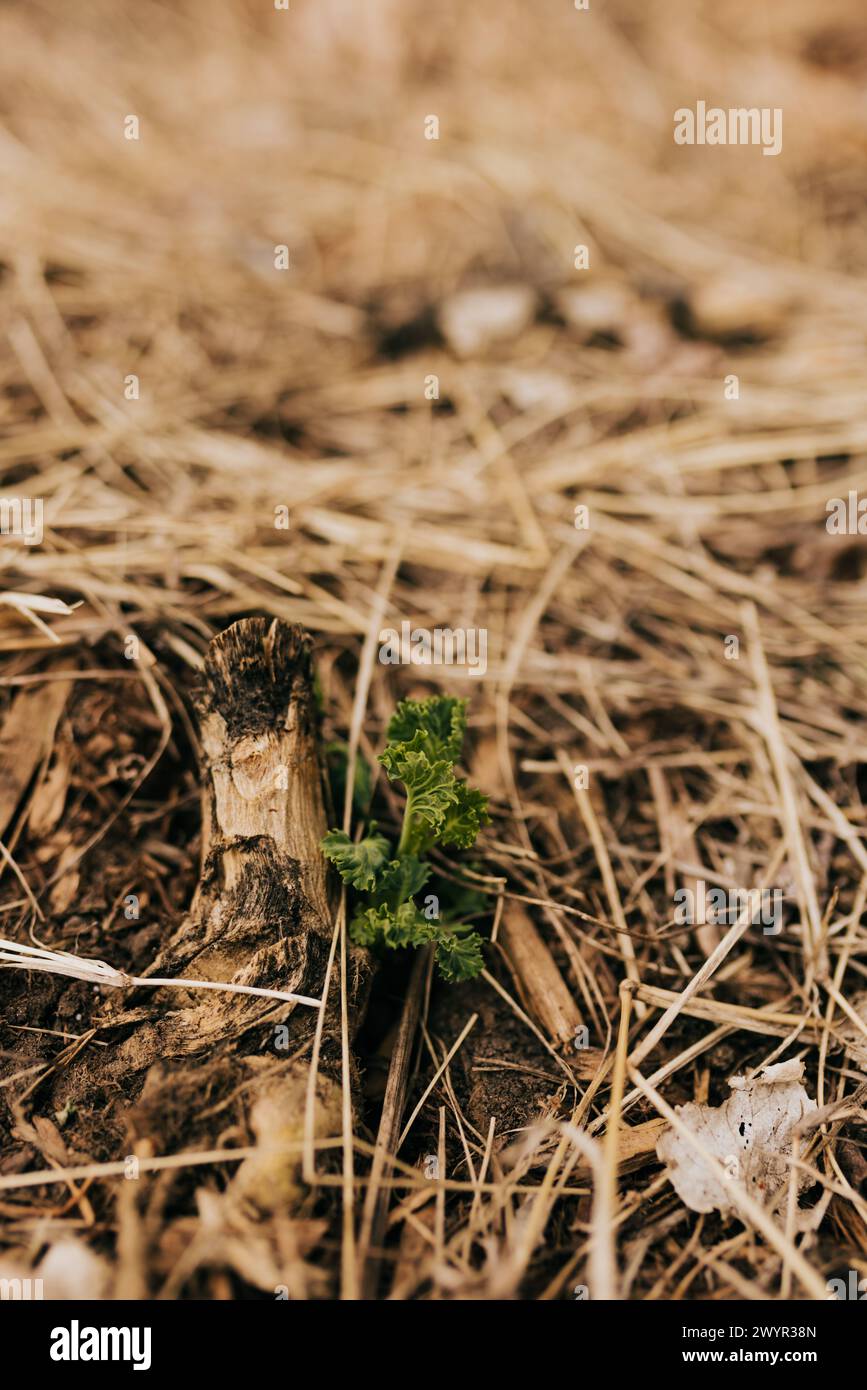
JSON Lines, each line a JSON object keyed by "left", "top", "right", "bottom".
{"left": 555, "top": 281, "right": 634, "bottom": 337}
{"left": 688, "top": 268, "right": 790, "bottom": 339}
{"left": 499, "top": 367, "right": 574, "bottom": 414}
{"left": 730, "top": 1057, "right": 805, "bottom": 1088}
{"left": 438, "top": 284, "right": 536, "bottom": 358}
{"left": 38, "top": 1239, "right": 111, "bottom": 1300}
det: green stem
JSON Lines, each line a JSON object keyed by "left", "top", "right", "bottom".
{"left": 396, "top": 794, "right": 415, "bottom": 857}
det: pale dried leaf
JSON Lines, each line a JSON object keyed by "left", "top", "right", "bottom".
{"left": 657, "top": 1059, "right": 817, "bottom": 1218}
{"left": 48, "top": 842, "right": 81, "bottom": 914}
{"left": 28, "top": 741, "right": 72, "bottom": 837}
{"left": 0, "top": 679, "right": 71, "bottom": 837}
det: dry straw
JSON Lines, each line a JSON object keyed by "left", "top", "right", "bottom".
{"left": 0, "top": 938, "right": 323, "bottom": 1008}
{"left": 0, "top": 0, "right": 866, "bottom": 1302}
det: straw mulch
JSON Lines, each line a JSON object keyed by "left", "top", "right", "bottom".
{"left": 1, "top": 0, "right": 866, "bottom": 1300}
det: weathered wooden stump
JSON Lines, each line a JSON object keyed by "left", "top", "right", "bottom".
{"left": 111, "top": 618, "right": 372, "bottom": 1200}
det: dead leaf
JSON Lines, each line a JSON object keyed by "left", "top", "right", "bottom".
{"left": 657, "top": 1059, "right": 818, "bottom": 1219}
{"left": 28, "top": 740, "right": 72, "bottom": 837}
{"left": 0, "top": 679, "right": 71, "bottom": 838}
{"left": 48, "top": 842, "right": 81, "bottom": 914}
{"left": 31, "top": 1114, "right": 70, "bottom": 1166}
